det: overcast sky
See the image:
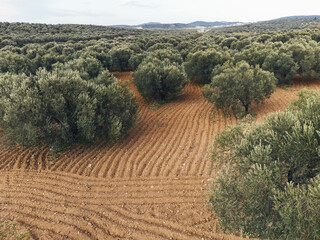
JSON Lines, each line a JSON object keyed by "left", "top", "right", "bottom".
{"left": 0, "top": 0, "right": 319, "bottom": 25}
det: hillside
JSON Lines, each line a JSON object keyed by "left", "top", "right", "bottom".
{"left": 112, "top": 15, "right": 320, "bottom": 31}
{"left": 212, "top": 15, "right": 320, "bottom": 32}
{"left": 112, "top": 21, "right": 243, "bottom": 29}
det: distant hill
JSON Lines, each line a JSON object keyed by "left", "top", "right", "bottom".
{"left": 112, "top": 15, "right": 320, "bottom": 30}
{"left": 276, "top": 15, "right": 320, "bottom": 20}
{"left": 111, "top": 21, "right": 243, "bottom": 29}
{"left": 211, "top": 15, "right": 320, "bottom": 32}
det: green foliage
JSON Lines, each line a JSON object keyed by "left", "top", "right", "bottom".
{"left": 146, "top": 49, "right": 183, "bottom": 64}
{"left": 287, "top": 40, "right": 318, "bottom": 78}
{"left": 210, "top": 162, "right": 282, "bottom": 238}
{"left": 147, "top": 42, "right": 175, "bottom": 52}
{"left": 234, "top": 43, "right": 270, "bottom": 66}
{"left": 176, "top": 40, "right": 195, "bottom": 60}
{"left": 209, "top": 90, "right": 320, "bottom": 239}
{"left": 56, "top": 57, "right": 102, "bottom": 80}
{"left": 0, "top": 67, "right": 138, "bottom": 149}
{"left": 262, "top": 49, "right": 298, "bottom": 85}
{"left": 108, "top": 45, "right": 134, "bottom": 71}
{"left": 203, "top": 61, "right": 276, "bottom": 115}
{"left": 0, "top": 52, "right": 33, "bottom": 75}
{"left": 128, "top": 53, "right": 146, "bottom": 70}
{"left": 314, "top": 46, "right": 320, "bottom": 77}
{"left": 150, "top": 100, "right": 166, "bottom": 111}
{"left": 0, "top": 22, "right": 144, "bottom": 45}
{"left": 220, "top": 37, "right": 238, "bottom": 48}
{"left": 273, "top": 176, "right": 320, "bottom": 239}
{"left": 184, "top": 49, "right": 229, "bottom": 84}
{"left": 289, "top": 88, "right": 320, "bottom": 109}
{"left": 133, "top": 58, "right": 188, "bottom": 101}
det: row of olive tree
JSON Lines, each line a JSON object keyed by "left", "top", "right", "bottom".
{"left": 1, "top": 28, "right": 319, "bottom": 88}
{"left": 0, "top": 29, "right": 199, "bottom": 75}
{"left": 183, "top": 39, "right": 320, "bottom": 86}
{"left": 1, "top": 27, "right": 319, "bottom": 148}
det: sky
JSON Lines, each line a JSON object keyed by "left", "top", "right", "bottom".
{"left": 0, "top": 0, "right": 319, "bottom": 26}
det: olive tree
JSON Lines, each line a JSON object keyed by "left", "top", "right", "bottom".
{"left": 234, "top": 43, "right": 270, "bottom": 67}
{"left": 203, "top": 61, "right": 276, "bottom": 115}
{"left": 108, "top": 45, "right": 133, "bottom": 71}
{"left": 128, "top": 53, "right": 146, "bottom": 70}
{"left": 133, "top": 58, "right": 188, "bottom": 101}
{"left": 262, "top": 50, "right": 298, "bottom": 85}
{"left": 146, "top": 49, "right": 183, "bottom": 64}
{"left": 0, "top": 52, "right": 32, "bottom": 75}
{"left": 209, "top": 90, "right": 320, "bottom": 239}
{"left": 57, "top": 57, "right": 102, "bottom": 80}
{"left": 184, "top": 49, "right": 229, "bottom": 84}
{"left": 313, "top": 46, "right": 320, "bottom": 79}
{"left": 0, "top": 67, "right": 138, "bottom": 150}
{"left": 287, "top": 40, "right": 317, "bottom": 78}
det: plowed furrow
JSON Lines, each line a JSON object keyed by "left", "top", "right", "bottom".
{"left": 110, "top": 107, "right": 152, "bottom": 178}
{"left": 115, "top": 99, "right": 188, "bottom": 178}
{"left": 91, "top": 102, "right": 152, "bottom": 178}
{"left": 1, "top": 169, "right": 207, "bottom": 186}
{"left": 0, "top": 147, "right": 25, "bottom": 170}
{"left": 39, "top": 147, "right": 49, "bottom": 170}
{"left": 1, "top": 208, "right": 94, "bottom": 239}
{"left": 49, "top": 144, "right": 84, "bottom": 171}
{"left": 1, "top": 194, "right": 110, "bottom": 237}
{"left": 72, "top": 142, "right": 107, "bottom": 175}
{"left": 52, "top": 143, "right": 100, "bottom": 174}
{"left": 64, "top": 142, "right": 104, "bottom": 174}
{"left": 19, "top": 148, "right": 34, "bottom": 170}
{"left": 1, "top": 187, "right": 225, "bottom": 240}
{"left": 1, "top": 190, "right": 198, "bottom": 239}
{"left": 30, "top": 147, "right": 47, "bottom": 170}
{"left": 0, "top": 174, "right": 208, "bottom": 192}
{"left": 116, "top": 103, "right": 173, "bottom": 178}
{"left": 96, "top": 103, "right": 169, "bottom": 178}
{"left": 189, "top": 107, "right": 234, "bottom": 176}
{"left": 14, "top": 220, "right": 72, "bottom": 240}
{"left": 141, "top": 103, "right": 197, "bottom": 176}
{"left": 0, "top": 187, "right": 204, "bottom": 207}
{"left": 150, "top": 85, "right": 202, "bottom": 177}
{"left": 107, "top": 205, "right": 219, "bottom": 239}
{"left": 163, "top": 89, "right": 210, "bottom": 176}
{"left": 0, "top": 144, "right": 12, "bottom": 159}
{"left": 198, "top": 105, "right": 218, "bottom": 176}
{"left": 184, "top": 107, "right": 215, "bottom": 176}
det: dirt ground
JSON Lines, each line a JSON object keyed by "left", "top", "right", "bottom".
{"left": 0, "top": 72, "right": 319, "bottom": 239}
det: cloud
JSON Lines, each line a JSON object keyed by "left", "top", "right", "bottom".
{"left": 120, "top": 0, "right": 158, "bottom": 8}
{"left": 53, "top": 9, "right": 112, "bottom": 18}
{"left": 0, "top": 0, "right": 19, "bottom": 16}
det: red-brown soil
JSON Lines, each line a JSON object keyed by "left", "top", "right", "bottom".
{"left": 0, "top": 72, "right": 319, "bottom": 239}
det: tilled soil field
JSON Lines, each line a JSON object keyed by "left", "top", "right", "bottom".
{"left": 0, "top": 72, "right": 319, "bottom": 239}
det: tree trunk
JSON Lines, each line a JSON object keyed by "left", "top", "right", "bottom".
{"left": 288, "top": 170, "right": 293, "bottom": 182}
{"left": 244, "top": 104, "right": 249, "bottom": 115}
{"left": 160, "top": 92, "right": 166, "bottom": 101}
